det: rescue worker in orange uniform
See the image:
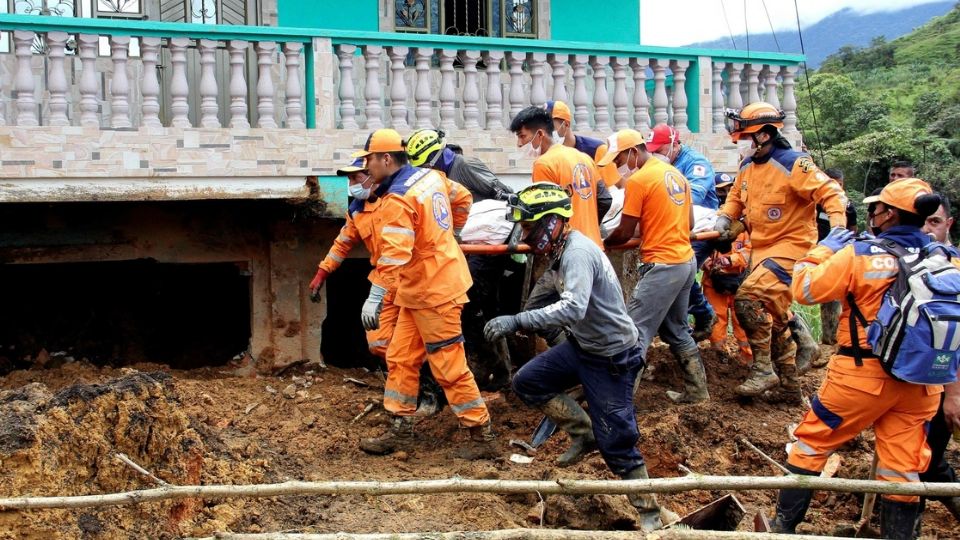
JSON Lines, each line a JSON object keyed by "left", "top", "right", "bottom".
{"left": 600, "top": 129, "right": 709, "bottom": 404}
{"left": 545, "top": 100, "right": 622, "bottom": 188}
{"left": 703, "top": 173, "right": 752, "bottom": 364}
{"left": 714, "top": 102, "right": 847, "bottom": 400}
{"left": 771, "top": 179, "right": 944, "bottom": 538}
{"left": 348, "top": 129, "right": 495, "bottom": 459}
{"left": 509, "top": 105, "right": 610, "bottom": 248}
{"left": 308, "top": 157, "right": 469, "bottom": 415}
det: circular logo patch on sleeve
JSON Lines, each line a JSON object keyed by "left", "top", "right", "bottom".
{"left": 664, "top": 171, "right": 687, "bottom": 206}
{"left": 432, "top": 192, "right": 451, "bottom": 230}
{"left": 767, "top": 207, "right": 782, "bottom": 221}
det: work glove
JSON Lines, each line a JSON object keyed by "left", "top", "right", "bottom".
{"left": 361, "top": 284, "right": 387, "bottom": 331}
{"left": 308, "top": 267, "right": 329, "bottom": 303}
{"left": 818, "top": 226, "right": 855, "bottom": 254}
{"left": 714, "top": 215, "right": 733, "bottom": 241}
{"left": 484, "top": 315, "right": 520, "bottom": 342}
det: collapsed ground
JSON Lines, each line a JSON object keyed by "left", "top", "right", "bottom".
{"left": 0, "top": 345, "right": 957, "bottom": 539}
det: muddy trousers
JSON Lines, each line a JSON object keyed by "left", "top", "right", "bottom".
{"left": 703, "top": 279, "right": 752, "bottom": 361}
{"left": 383, "top": 297, "right": 490, "bottom": 427}
{"left": 819, "top": 300, "right": 841, "bottom": 346}
{"left": 787, "top": 362, "right": 940, "bottom": 503}
{"left": 628, "top": 258, "right": 699, "bottom": 360}
{"left": 735, "top": 257, "right": 794, "bottom": 359}
{"left": 368, "top": 297, "right": 444, "bottom": 408}
{"left": 512, "top": 340, "right": 645, "bottom": 476}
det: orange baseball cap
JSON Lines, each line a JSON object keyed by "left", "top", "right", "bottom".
{"left": 646, "top": 123, "right": 679, "bottom": 153}
{"left": 351, "top": 129, "right": 405, "bottom": 158}
{"left": 597, "top": 129, "right": 647, "bottom": 167}
{"left": 862, "top": 177, "right": 932, "bottom": 214}
{"left": 545, "top": 100, "right": 572, "bottom": 123}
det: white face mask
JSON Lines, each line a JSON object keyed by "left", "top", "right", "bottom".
{"left": 521, "top": 131, "right": 544, "bottom": 159}
{"left": 617, "top": 149, "right": 637, "bottom": 180}
{"left": 552, "top": 123, "right": 567, "bottom": 146}
{"left": 348, "top": 175, "right": 373, "bottom": 200}
{"left": 738, "top": 140, "right": 756, "bottom": 160}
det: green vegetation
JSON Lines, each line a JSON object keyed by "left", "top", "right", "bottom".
{"left": 797, "top": 3, "right": 960, "bottom": 219}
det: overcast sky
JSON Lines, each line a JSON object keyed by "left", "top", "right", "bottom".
{"left": 641, "top": 0, "right": 944, "bottom": 47}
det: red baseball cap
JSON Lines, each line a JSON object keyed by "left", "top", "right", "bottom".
{"left": 646, "top": 124, "right": 679, "bottom": 153}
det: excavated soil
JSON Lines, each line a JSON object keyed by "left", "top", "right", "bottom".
{"left": 0, "top": 344, "right": 957, "bottom": 539}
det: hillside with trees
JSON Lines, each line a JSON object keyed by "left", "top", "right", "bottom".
{"left": 797, "top": 3, "right": 960, "bottom": 213}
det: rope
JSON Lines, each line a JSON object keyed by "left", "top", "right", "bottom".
{"left": 761, "top": 0, "right": 782, "bottom": 52}
{"left": 720, "top": 0, "right": 738, "bottom": 50}
{"left": 793, "top": 0, "right": 827, "bottom": 168}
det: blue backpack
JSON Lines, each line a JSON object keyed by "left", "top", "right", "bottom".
{"left": 848, "top": 239, "right": 960, "bottom": 384}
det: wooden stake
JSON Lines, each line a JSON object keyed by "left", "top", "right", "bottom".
{"left": 740, "top": 439, "right": 791, "bottom": 475}
{"left": 114, "top": 453, "right": 169, "bottom": 486}
{"left": 1, "top": 475, "right": 959, "bottom": 512}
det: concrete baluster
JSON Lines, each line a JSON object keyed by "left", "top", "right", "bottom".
{"left": 78, "top": 34, "right": 99, "bottom": 127}
{"left": 462, "top": 50, "right": 481, "bottom": 129}
{"left": 438, "top": 48, "right": 457, "bottom": 130}
{"left": 199, "top": 39, "right": 220, "bottom": 128}
{"left": 256, "top": 41, "right": 278, "bottom": 128}
{"left": 712, "top": 60, "right": 725, "bottom": 133}
{"left": 363, "top": 45, "right": 384, "bottom": 129}
{"left": 169, "top": 37, "right": 191, "bottom": 128}
{"left": 528, "top": 52, "right": 547, "bottom": 107}
{"left": 284, "top": 42, "right": 305, "bottom": 129}
{"left": 109, "top": 35, "right": 132, "bottom": 128}
{"left": 336, "top": 44, "right": 358, "bottom": 129}
{"left": 506, "top": 51, "right": 526, "bottom": 118}
{"left": 228, "top": 40, "right": 250, "bottom": 128}
{"left": 140, "top": 37, "right": 162, "bottom": 128}
{"left": 725, "top": 62, "right": 744, "bottom": 111}
{"left": 670, "top": 59, "right": 689, "bottom": 135}
{"left": 611, "top": 57, "right": 629, "bottom": 130}
{"left": 781, "top": 65, "right": 798, "bottom": 134}
{"left": 484, "top": 50, "right": 505, "bottom": 130}
{"left": 764, "top": 64, "right": 780, "bottom": 109}
{"left": 571, "top": 54, "right": 589, "bottom": 128}
{"left": 548, "top": 53, "right": 568, "bottom": 104}
{"left": 414, "top": 47, "right": 433, "bottom": 129}
{"left": 746, "top": 63, "right": 761, "bottom": 104}
{"left": 387, "top": 46, "right": 410, "bottom": 130}
{"left": 651, "top": 59, "right": 668, "bottom": 125}
{"left": 13, "top": 31, "right": 38, "bottom": 126}
{"left": 46, "top": 31, "right": 70, "bottom": 126}
{"left": 630, "top": 57, "right": 650, "bottom": 133}
{"left": 591, "top": 55, "right": 610, "bottom": 130}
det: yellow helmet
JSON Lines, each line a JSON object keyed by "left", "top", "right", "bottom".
{"left": 725, "top": 101, "right": 786, "bottom": 142}
{"left": 405, "top": 129, "right": 446, "bottom": 167}
{"left": 507, "top": 182, "right": 573, "bottom": 222}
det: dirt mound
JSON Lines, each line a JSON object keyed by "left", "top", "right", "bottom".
{"left": 0, "top": 352, "right": 956, "bottom": 538}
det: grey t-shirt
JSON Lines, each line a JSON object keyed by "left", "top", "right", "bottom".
{"left": 448, "top": 154, "right": 513, "bottom": 202}
{"left": 517, "top": 231, "right": 639, "bottom": 356}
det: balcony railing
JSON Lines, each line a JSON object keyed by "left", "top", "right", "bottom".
{"left": 0, "top": 14, "right": 804, "bottom": 134}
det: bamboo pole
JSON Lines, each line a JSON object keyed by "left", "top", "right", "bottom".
{"left": 1, "top": 475, "right": 959, "bottom": 511}
{"left": 195, "top": 529, "right": 859, "bottom": 540}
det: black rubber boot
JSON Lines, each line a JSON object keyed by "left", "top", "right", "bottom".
{"left": 880, "top": 498, "right": 920, "bottom": 540}
{"left": 769, "top": 463, "right": 818, "bottom": 533}
{"left": 622, "top": 464, "right": 664, "bottom": 532}
{"left": 789, "top": 315, "right": 820, "bottom": 375}
{"left": 359, "top": 415, "right": 415, "bottom": 455}
{"left": 666, "top": 348, "right": 709, "bottom": 404}
{"left": 540, "top": 394, "right": 597, "bottom": 467}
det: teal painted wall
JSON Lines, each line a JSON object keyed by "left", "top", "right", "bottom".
{"left": 278, "top": 0, "right": 379, "bottom": 31}
{"left": 550, "top": 0, "right": 639, "bottom": 44}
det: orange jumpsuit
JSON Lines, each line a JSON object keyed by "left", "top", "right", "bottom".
{"left": 703, "top": 232, "right": 752, "bottom": 363}
{"left": 789, "top": 228, "right": 942, "bottom": 502}
{"left": 532, "top": 144, "right": 604, "bottom": 248}
{"left": 719, "top": 147, "right": 847, "bottom": 357}
{"left": 377, "top": 165, "right": 489, "bottom": 427}
{"left": 319, "top": 180, "right": 471, "bottom": 357}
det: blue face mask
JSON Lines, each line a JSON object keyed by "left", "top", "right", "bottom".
{"left": 348, "top": 183, "right": 371, "bottom": 200}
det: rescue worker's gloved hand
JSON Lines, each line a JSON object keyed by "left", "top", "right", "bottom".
{"left": 309, "top": 267, "right": 329, "bottom": 303}
{"left": 361, "top": 284, "right": 387, "bottom": 331}
{"left": 484, "top": 315, "right": 520, "bottom": 342}
{"left": 714, "top": 215, "right": 733, "bottom": 241}
{"left": 819, "top": 226, "right": 855, "bottom": 254}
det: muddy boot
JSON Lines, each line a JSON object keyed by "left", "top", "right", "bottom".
{"left": 789, "top": 316, "right": 820, "bottom": 375}
{"left": 541, "top": 394, "right": 597, "bottom": 467}
{"left": 772, "top": 363, "right": 803, "bottom": 404}
{"left": 666, "top": 348, "right": 709, "bottom": 404}
{"left": 691, "top": 310, "right": 717, "bottom": 343}
{"left": 623, "top": 465, "right": 665, "bottom": 532}
{"left": 880, "top": 499, "right": 920, "bottom": 540}
{"left": 360, "top": 415, "right": 415, "bottom": 455}
{"left": 735, "top": 351, "right": 780, "bottom": 397}
{"left": 770, "top": 463, "right": 817, "bottom": 533}
{"left": 815, "top": 343, "right": 834, "bottom": 368}
{"left": 455, "top": 421, "right": 499, "bottom": 460}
